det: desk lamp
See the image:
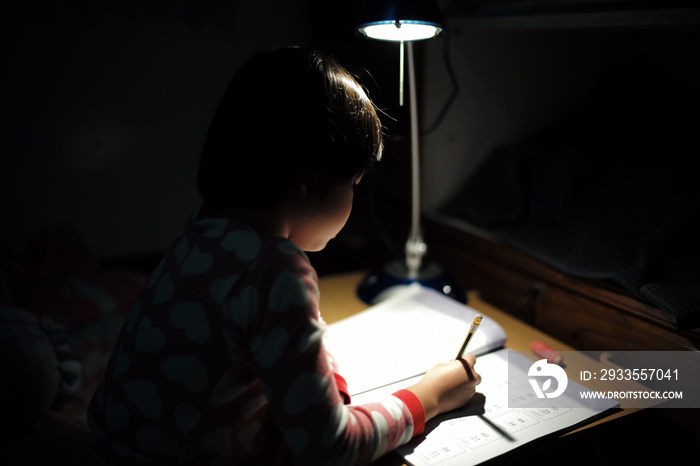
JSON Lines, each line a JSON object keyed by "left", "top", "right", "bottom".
{"left": 354, "top": 0, "right": 466, "bottom": 304}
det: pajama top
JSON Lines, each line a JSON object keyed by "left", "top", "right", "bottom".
{"left": 87, "top": 207, "right": 425, "bottom": 465}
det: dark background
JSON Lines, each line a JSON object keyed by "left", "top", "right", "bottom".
{"left": 1, "top": 0, "right": 419, "bottom": 280}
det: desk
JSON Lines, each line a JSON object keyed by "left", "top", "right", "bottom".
{"left": 317, "top": 271, "right": 648, "bottom": 463}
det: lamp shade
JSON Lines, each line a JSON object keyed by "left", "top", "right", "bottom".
{"left": 355, "top": 0, "right": 446, "bottom": 42}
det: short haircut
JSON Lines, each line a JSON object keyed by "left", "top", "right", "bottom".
{"left": 198, "top": 46, "right": 383, "bottom": 211}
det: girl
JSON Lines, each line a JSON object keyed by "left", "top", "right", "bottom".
{"left": 88, "top": 46, "right": 481, "bottom": 465}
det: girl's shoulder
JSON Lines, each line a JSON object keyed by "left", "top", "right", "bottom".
{"left": 183, "top": 212, "right": 310, "bottom": 270}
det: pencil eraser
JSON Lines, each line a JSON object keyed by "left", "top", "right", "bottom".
{"left": 531, "top": 340, "right": 563, "bottom": 365}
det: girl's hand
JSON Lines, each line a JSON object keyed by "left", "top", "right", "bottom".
{"left": 407, "top": 354, "right": 481, "bottom": 421}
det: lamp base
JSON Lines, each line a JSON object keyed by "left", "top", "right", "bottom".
{"left": 356, "top": 259, "right": 467, "bottom": 305}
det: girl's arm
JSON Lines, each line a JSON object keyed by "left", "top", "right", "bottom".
{"left": 248, "top": 249, "right": 480, "bottom": 465}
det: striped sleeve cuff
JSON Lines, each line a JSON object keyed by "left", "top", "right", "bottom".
{"left": 334, "top": 373, "right": 351, "bottom": 405}
{"left": 392, "top": 389, "right": 426, "bottom": 436}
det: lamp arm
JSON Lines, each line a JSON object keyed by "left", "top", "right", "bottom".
{"left": 405, "top": 40, "right": 426, "bottom": 278}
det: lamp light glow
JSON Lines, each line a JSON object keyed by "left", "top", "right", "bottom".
{"left": 355, "top": 0, "right": 446, "bottom": 42}
{"left": 357, "top": 21, "right": 444, "bottom": 42}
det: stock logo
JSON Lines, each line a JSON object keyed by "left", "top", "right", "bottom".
{"left": 528, "top": 359, "right": 568, "bottom": 398}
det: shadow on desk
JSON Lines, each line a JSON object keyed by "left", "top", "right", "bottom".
{"left": 377, "top": 408, "right": 698, "bottom": 466}
{"left": 498, "top": 408, "right": 697, "bottom": 466}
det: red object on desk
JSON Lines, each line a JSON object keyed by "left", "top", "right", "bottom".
{"left": 531, "top": 340, "right": 563, "bottom": 365}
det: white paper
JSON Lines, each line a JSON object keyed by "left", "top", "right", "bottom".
{"left": 325, "top": 284, "right": 507, "bottom": 396}
{"left": 394, "top": 349, "right": 617, "bottom": 466}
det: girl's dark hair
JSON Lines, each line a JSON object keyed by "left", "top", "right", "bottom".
{"left": 198, "top": 46, "right": 383, "bottom": 211}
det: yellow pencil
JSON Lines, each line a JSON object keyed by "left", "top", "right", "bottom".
{"left": 455, "top": 314, "right": 483, "bottom": 359}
